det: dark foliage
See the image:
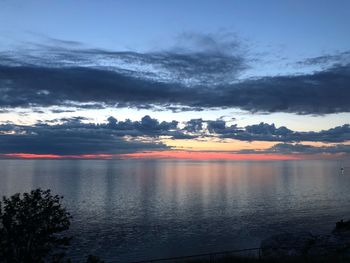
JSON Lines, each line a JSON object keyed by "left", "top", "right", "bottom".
{"left": 0, "top": 189, "right": 72, "bottom": 263}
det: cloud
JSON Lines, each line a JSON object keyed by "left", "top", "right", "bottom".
{"left": 207, "top": 121, "right": 350, "bottom": 143}
{"left": 156, "top": 32, "right": 247, "bottom": 83}
{"left": 1, "top": 32, "right": 246, "bottom": 84}
{"left": 240, "top": 143, "right": 350, "bottom": 155}
{"left": 105, "top": 115, "right": 193, "bottom": 139}
{"left": 271, "top": 143, "right": 350, "bottom": 154}
{"left": 0, "top": 37, "right": 350, "bottom": 114}
{"left": 0, "top": 131, "right": 166, "bottom": 155}
{"left": 188, "top": 119, "right": 350, "bottom": 143}
{"left": 0, "top": 115, "right": 349, "bottom": 155}
{"left": 1, "top": 63, "right": 349, "bottom": 115}
{"left": 215, "top": 64, "right": 350, "bottom": 114}
{"left": 297, "top": 51, "right": 350, "bottom": 66}
{"left": 0, "top": 65, "right": 197, "bottom": 109}
{"left": 183, "top": 118, "right": 204, "bottom": 133}
{"left": 0, "top": 117, "right": 175, "bottom": 155}
{"left": 183, "top": 118, "right": 350, "bottom": 143}
{"left": 0, "top": 115, "right": 199, "bottom": 155}
{"left": 206, "top": 119, "right": 238, "bottom": 134}
{"left": 50, "top": 109, "right": 76, "bottom": 113}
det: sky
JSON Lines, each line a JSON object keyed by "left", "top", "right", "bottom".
{"left": 0, "top": 0, "right": 349, "bottom": 160}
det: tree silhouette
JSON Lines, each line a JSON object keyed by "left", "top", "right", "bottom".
{"left": 0, "top": 189, "right": 72, "bottom": 263}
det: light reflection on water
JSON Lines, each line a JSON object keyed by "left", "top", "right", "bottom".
{"left": 0, "top": 159, "right": 349, "bottom": 262}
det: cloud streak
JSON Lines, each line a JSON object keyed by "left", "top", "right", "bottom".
{"left": 239, "top": 143, "right": 350, "bottom": 156}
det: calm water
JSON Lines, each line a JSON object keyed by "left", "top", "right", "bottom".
{"left": 0, "top": 159, "right": 349, "bottom": 262}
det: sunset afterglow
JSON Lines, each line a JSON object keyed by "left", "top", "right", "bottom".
{"left": 0, "top": 1, "right": 349, "bottom": 160}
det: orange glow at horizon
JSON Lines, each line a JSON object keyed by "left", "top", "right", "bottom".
{"left": 119, "top": 151, "right": 301, "bottom": 160}
{"left": 1, "top": 153, "right": 64, "bottom": 159}
{"left": 0, "top": 151, "right": 302, "bottom": 160}
{"left": 161, "top": 138, "right": 277, "bottom": 152}
{"left": 0, "top": 153, "right": 118, "bottom": 159}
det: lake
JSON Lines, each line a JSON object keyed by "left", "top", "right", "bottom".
{"left": 0, "top": 159, "right": 349, "bottom": 262}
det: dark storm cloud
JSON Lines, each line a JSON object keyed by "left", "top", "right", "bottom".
{"left": 0, "top": 36, "right": 350, "bottom": 114}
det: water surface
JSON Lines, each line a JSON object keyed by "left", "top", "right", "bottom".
{"left": 0, "top": 159, "right": 349, "bottom": 262}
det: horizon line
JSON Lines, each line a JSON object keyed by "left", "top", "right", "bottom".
{"left": 0, "top": 151, "right": 344, "bottom": 161}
